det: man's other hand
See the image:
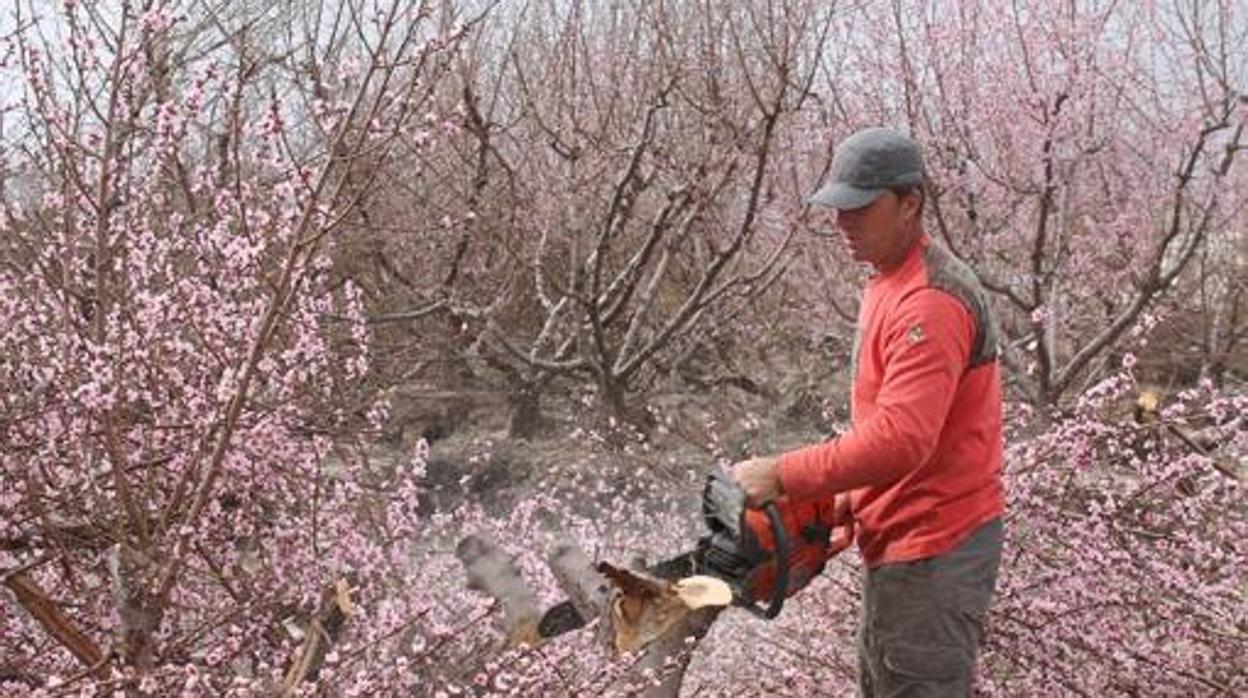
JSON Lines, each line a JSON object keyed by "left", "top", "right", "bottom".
{"left": 731, "top": 456, "right": 783, "bottom": 508}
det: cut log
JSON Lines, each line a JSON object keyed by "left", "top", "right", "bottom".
{"left": 547, "top": 539, "right": 613, "bottom": 648}
{"left": 455, "top": 534, "right": 543, "bottom": 647}
{"left": 547, "top": 539, "right": 611, "bottom": 620}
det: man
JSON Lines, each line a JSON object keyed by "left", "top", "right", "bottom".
{"left": 733, "top": 127, "right": 1005, "bottom": 696}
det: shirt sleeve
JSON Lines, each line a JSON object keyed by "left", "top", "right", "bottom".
{"left": 776, "top": 288, "right": 974, "bottom": 500}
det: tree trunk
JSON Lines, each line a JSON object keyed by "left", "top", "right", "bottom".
{"left": 507, "top": 375, "right": 544, "bottom": 440}
{"left": 599, "top": 377, "right": 655, "bottom": 441}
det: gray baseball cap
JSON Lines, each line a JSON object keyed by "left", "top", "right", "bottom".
{"left": 810, "top": 127, "right": 924, "bottom": 210}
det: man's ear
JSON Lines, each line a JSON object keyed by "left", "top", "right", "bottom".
{"left": 903, "top": 191, "right": 922, "bottom": 222}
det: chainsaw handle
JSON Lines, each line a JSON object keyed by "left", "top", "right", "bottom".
{"left": 755, "top": 500, "right": 789, "bottom": 620}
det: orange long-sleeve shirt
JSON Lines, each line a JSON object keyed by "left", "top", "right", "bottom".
{"left": 778, "top": 234, "right": 1005, "bottom": 567}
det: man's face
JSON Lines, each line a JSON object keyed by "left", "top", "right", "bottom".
{"left": 828, "top": 191, "right": 921, "bottom": 272}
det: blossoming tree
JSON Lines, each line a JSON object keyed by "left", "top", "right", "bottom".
{"left": 1, "top": 0, "right": 474, "bottom": 692}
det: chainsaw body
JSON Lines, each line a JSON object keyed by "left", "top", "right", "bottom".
{"left": 696, "top": 469, "right": 848, "bottom": 618}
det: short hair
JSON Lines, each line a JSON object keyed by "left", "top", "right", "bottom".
{"left": 890, "top": 184, "right": 925, "bottom": 216}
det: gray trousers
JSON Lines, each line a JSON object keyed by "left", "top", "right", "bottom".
{"left": 858, "top": 518, "right": 1003, "bottom": 697}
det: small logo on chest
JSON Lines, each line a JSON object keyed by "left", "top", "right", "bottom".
{"left": 906, "top": 324, "right": 926, "bottom": 344}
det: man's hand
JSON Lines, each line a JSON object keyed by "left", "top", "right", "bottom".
{"left": 731, "top": 456, "right": 783, "bottom": 509}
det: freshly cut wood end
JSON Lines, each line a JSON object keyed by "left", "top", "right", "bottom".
{"left": 672, "top": 576, "right": 733, "bottom": 609}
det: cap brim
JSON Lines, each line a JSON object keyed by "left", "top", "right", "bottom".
{"left": 809, "top": 181, "right": 885, "bottom": 210}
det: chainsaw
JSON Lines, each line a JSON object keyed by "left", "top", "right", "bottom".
{"left": 537, "top": 469, "right": 849, "bottom": 637}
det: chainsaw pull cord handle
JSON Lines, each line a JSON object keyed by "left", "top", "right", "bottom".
{"left": 758, "top": 500, "right": 790, "bottom": 619}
